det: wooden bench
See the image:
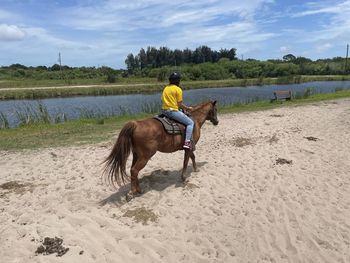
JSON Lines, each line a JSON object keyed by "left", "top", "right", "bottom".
{"left": 271, "top": 90, "right": 292, "bottom": 101}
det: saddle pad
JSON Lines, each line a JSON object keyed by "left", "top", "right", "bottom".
{"left": 153, "top": 115, "right": 183, "bottom": 135}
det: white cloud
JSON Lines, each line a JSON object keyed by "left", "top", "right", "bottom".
{"left": 59, "top": 0, "right": 274, "bottom": 31}
{"left": 279, "top": 46, "right": 290, "bottom": 53}
{"left": 291, "top": 1, "right": 350, "bottom": 42}
{"left": 0, "top": 24, "right": 26, "bottom": 41}
{"left": 284, "top": 0, "right": 350, "bottom": 58}
{"left": 293, "top": 1, "right": 350, "bottom": 17}
{"left": 316, "top": 43, "right": 333, "bottom": 53}
{"left": 0, "top": 23, "right": 97, "bottom": 66}
{"left": 23, "top": 26, "right": 93, "bottom": 50}
{"left": 0, "top": 23, "right": 92, "bottom": 50}
{"left": 166, "top": 20, "right": 276, "bottom": 56}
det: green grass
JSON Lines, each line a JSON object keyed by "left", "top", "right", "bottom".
{"left": 1, "top": 75, "right": 350, "bottom": 100}
{"left": 0, "top": 114, "right": 151, "bottom": 151}
{"left": 1, "top": 89, "right": 350, "bottom": 151}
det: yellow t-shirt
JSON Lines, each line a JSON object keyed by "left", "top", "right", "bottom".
{"left": 161, "top": 84, "right": 183, "bottom": 111}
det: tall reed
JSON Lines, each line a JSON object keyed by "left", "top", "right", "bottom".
{"left": 294, "top": 87, "right": 317, "bottom": 99}
{"left": 0, "top": 112, "right": 9, "bottom": 129}
{"left": 140, "top": 101, "right": 161, "bottom": 114}
{"left": 14, "top": 101, "right": 51, "bottom": 126}
{"left": 79, "top": 105, "right": 131, "bottom": 119}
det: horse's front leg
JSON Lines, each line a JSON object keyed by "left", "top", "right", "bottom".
{"left": 181, "top": 150, "right": 191, "bottom": 182}
{"left": 190, "top": 152, "right": 197, "bottom": 172}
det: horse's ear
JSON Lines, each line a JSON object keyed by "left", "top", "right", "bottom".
{"left": 212, "top": 100, "right": 217, "bottom": 106}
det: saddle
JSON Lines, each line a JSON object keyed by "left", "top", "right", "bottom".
{"left": 153, "top": 114, "right": 196, "bottom": 151}
{"left": 153, "top": 114, "right": 184, "bottom": 135}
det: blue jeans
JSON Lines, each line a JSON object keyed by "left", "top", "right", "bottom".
{"left": 162, "top": 109, "right": 194, "bottom": 141}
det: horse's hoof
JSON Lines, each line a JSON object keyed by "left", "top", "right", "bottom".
{"left": 125, "top": 192, "right": 134, "bottom": 202}
{"left": 126, "top": 189, "right": 143, "bottom": 202}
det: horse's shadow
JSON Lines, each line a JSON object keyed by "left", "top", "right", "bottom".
{"left": 99, "top": 161, "right": 207, "bottom": 206}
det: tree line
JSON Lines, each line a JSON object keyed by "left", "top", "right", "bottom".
{"left": 124, "top": 46, "right": 349, "bottom": 80}
{"left": 132, "top": 52, "right": 349, "bottom": 81}
{"left": 0, "top": 47, "right": 349, "bottom": 83}
{"left": 0, "top": 64, "right": 122, "bottom": 83}
{"left": 125, "top": 46, "right": 237, "bottom": 74}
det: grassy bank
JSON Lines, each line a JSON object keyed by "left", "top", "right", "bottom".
{"left": 0, "top": 114, "right": 149, "bottom": 151}
{"left": 1, "top": 89, "right": 349, "bottom": 151}
{"left": 1, "top": 75, "right": 350, "bottom": 100}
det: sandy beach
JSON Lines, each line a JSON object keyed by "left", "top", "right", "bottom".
{"left": 1, "top": 99, "right": 349, "bottom": 263}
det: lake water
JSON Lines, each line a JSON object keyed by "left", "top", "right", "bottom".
{"left": 1, "top": 81, "right": 350, "bottom": 127}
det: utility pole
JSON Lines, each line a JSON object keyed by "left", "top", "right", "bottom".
{"left": 58, "top": 52, "right": 63, "bottom": 79}
{"left": 345, "top": 44, "right": 349, "bottom": 74}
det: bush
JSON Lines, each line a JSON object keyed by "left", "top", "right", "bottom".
{"left": 157, "top": 68, "right": 169, "bottom": 81}
{"left": 198, "top": 63, "right": 229, "bottom": 80}
{"left": 183, "top": 66, "right": 202, "bottom": 80}
{"left": 106, "top": 73, "right": 117, "bottom": 83}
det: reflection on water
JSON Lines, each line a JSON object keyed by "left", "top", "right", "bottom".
{"left": 1, "top": 81, "right": 350, "bottom": 127}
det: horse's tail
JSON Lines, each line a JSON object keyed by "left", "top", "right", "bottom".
{"left": 103, "top": 121, "right": 136, "bottom": 187}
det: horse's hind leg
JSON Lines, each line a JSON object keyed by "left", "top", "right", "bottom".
{"left": 130, "top": 156, "right": 149, "bottom": 194}
{"left": 190, "top": 152, "right": 197, "bottom": 172}
{"left": 131, "top": 152, "right": 138, "bottom": 167}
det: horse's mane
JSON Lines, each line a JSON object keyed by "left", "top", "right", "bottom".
{"left": 192, "top": 100, "right": 213, "bottom": 112}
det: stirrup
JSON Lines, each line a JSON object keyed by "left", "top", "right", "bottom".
{"left": 183, "top": 141, "right": 192, "bottom": 150}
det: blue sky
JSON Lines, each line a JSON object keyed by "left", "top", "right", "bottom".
{"left": 0, "top": 0, "right": 349, "bottom": 69}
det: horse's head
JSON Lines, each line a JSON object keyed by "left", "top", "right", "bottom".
{"left": 207, "top": 100, "right": 219, "bottom": 125}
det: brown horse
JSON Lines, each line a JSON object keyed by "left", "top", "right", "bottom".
{"left": 103, "top": 100, "right": 218, "bottom": 196}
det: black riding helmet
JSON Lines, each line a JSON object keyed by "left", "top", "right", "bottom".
{"left": 169, "top": 72, "right": 181, "bottom": 85}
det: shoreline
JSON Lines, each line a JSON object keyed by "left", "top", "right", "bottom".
{"left": 1, "top": 91, "right": 350, "bottom": 151}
